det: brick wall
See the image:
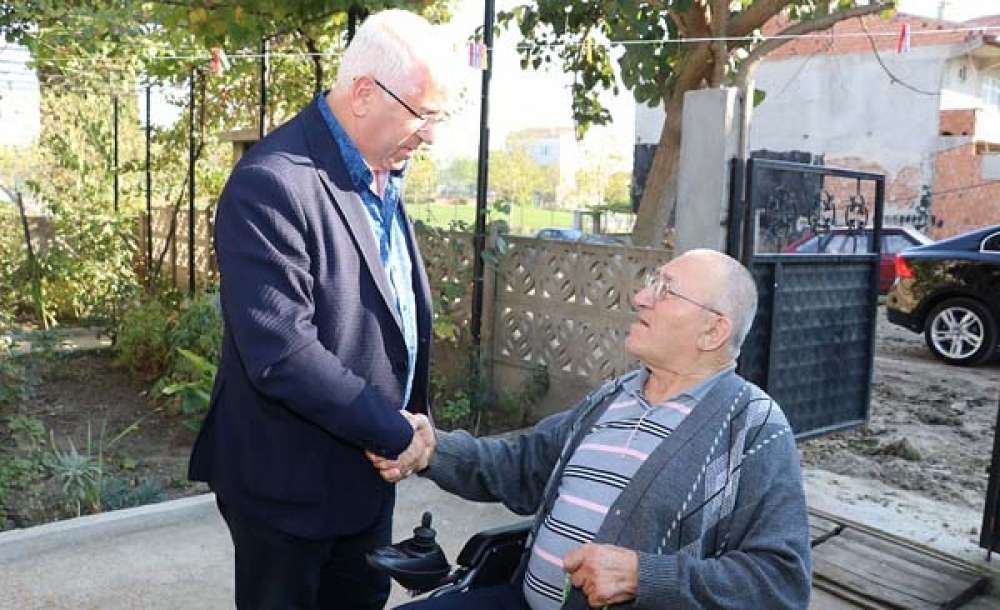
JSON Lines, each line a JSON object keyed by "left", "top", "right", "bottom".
{"left": 765, "top": 13, "right": 971, "bottom": 60}
{"left": 939, "top": 110, "right": 978, "bottom": 137}
{"left": 932, "top": 142, "right": 1000, "bottom": 239}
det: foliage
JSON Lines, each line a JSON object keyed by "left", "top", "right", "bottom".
{"left": 46, "top": 434, "right": 101, "bottom": 517}
{"left": 570, "top": 151, "right": 630, "bottom": 208}
{"left": 409, "top": 200, "right": 575, "bottom": 235}
{"left": 0, "top": 325, "right": 28, "bottom": 408}
{"left": 406, "top": 151, "right": 438, "bottom": 204}
{"left": 165, "top": 291, "right": 222, "bottom": 375}
{"left": 99, "top": 476, "right": 165, "bottom": 512}
{"left": 161, "top": 348, "right": 218, "bottom": 432}
{"left": 1, "top": 0, "right": 454, "bottom": 326}
{"left": 115, "top": 290, "right": 221, "bottom": 430}
{"left": 439, "top": 157, "right": 477, "bottom": 199}
{"left": 44, "top": 419, "right": 141, "bottom": 517}
{"left": 115, "top": 298, "right": 176, "bottom": 380}
{"left": 489, "top": 149, "right": 559, "bottom": 209}
{"left": 0, "top": 415, "right": 49, "bottom": 520}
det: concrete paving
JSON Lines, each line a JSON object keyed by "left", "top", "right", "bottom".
{"left": 0, "top": 470, "right": 997, "bottom": 609}
{"left": 0, "top": 478, "right": 518, "bottom": 609}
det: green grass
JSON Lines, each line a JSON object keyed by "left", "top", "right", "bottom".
{"left": 407, "top": 201, "right": 575, "bottom": 235}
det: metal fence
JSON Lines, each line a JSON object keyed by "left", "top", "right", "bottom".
{"left": 730, "top": 158, "right": 885, "bottom": 439}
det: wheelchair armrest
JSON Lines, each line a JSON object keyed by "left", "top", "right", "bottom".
{"left": 455, "top": 520, "right": 532, "bottom": 568}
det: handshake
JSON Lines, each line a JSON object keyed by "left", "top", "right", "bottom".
{"left": 366, "top": 411, "right": 436, "bottom": 483}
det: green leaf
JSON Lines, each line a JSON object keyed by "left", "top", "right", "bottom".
{"left": 753, "top": 88, "right": 767, "bottom": 107}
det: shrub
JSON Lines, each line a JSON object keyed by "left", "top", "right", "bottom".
{"left": 161, "top": 349, "right": 217, "bottom": 431}
{"left": 164, "top": 290, "right": 222, "bottom": 379}
{"left": 114, "top": 298, "right": 175, "bottom": 380}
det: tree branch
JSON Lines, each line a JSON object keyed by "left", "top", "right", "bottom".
{"left": 710, "top": 0, "right": 728, "bottom": 86}
{"left": 727, "top": 0, "right": 790, "bottom": 37}
{"left": 734, "top": 1, "right": 894, "bottom": 87}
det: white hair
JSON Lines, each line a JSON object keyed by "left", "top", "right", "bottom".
{"left": 686, "top": 249, "right": 759, "bottom": 356}
{"left": 333, "top": 9, "right": 454, "bottom": 99}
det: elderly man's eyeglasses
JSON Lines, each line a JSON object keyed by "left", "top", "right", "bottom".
{"left": 372, "top": 77, "right": 445, "bottom": 128}
{"left": 643, "top": 272, "right": 725, "bottom": 317}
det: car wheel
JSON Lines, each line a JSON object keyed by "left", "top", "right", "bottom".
{"left": 923, "top": 298, "right": 997, "bottom": 366}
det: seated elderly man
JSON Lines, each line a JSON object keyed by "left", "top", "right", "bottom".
{"left": 369, "top": 249, "right": 812, "bottom": 610}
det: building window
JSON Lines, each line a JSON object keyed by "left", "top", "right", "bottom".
{"left": 983, "top": 74, "right": 1000, "bottom": 109}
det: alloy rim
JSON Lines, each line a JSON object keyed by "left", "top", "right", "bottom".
{"left": 930, "top": 306, "right": 984, "bottom": 360}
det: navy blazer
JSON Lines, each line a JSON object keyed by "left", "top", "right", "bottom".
{"left": 189, "top": 101, "right": 433, "bottom": 540}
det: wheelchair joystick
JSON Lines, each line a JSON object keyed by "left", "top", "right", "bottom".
{"left": 411, "top": 512, "right": 438, "bottom": 551}
{"left": 365, "top": 511, "right": 453, "bottom": 594}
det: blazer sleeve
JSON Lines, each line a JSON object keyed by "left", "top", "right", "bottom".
{"left": 215, "top": 164, "right": 414, "bottom": 458}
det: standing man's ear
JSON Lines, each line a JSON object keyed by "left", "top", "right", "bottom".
{"left": 697, "top": 315, "right": 733, "bottom": 353}
{"left": 350, "top": 76, "right": 376, "bottom": 117}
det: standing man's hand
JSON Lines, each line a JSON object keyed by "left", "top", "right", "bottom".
{"left": 563, "top": 544, "right": 639, "bottom": 608}
{"left": 365, "top": 412, "right": 436, "bottom": 482}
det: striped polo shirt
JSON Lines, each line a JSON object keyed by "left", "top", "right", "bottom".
{"left": 523, "top": 365, "right": 734, "bottom": 609}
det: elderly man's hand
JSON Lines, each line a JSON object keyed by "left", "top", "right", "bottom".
{"left": 563, "top": 543, "right": 639, "bottom": 608}
{"left": 365, "top": 412, "right": 436, "bottom": 483}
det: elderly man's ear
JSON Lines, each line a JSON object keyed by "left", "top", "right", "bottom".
{"left": 697, "top": 315, "right": 733, "bottom": 353}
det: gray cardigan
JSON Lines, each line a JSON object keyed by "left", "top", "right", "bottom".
{"left": 423, "top": 370, "right": 812, "bottom": 609}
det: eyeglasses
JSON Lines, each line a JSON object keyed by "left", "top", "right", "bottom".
{"left": 371, "top": 77, "right": 445, "bottom": 128}
{"left": 643, "top": 272, "right": 725, "bottom": 317}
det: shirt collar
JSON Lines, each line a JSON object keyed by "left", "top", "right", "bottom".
{"left": 315, "top": 91, "right": 408, "bottom": 195}
{"left": 625, "top": 362, "right": 737, "bottom": 406}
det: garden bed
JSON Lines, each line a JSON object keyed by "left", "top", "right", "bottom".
{"left": 0, "top": 348, "right": 206, "bottom": 531}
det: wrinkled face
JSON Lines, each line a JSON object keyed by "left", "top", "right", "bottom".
{"left": 354, "top": 65, "right": 448, "bottom": 171}
{"left": 625, "top": 256, "right": 723, "bottom": 368}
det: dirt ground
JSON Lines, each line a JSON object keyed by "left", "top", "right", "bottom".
{"left": 801, "top": 308, "right": 1000, "bottom": 512}
{"left": 1, "top": 349, "right": 207, "bottom": 529}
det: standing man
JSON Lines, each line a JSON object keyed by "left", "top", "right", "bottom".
{"left": 189, "top": 10, "right": 453, "bottom": 609}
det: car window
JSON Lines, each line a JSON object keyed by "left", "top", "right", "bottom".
{"left": 825, "top": 234, "right": 871, "bottom": 254}
{"left": 795, "top": 236, "right": 821, "bottom": 253}
{"left": 983, "top": 232, "right": 1000, "bottom": 253}
{"left": 882, "top": 234, "right": 915, "bottom": 254}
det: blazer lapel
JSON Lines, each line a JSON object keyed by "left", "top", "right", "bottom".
{"left": 322, "top": 173, "right": 404, "bottom": 333}
{"left": 302, "top": 103, "right": 403, "bottom": 333}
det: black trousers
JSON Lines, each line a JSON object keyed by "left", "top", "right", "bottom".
{"left": 217, "top": 496, "right": 393, "bottom": 610}
{"left": 395, "top": 584, "right": 529, "bottom": 610}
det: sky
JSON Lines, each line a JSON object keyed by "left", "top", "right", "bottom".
{"left": 2, "top": 0, "right": 999, "bottom": 151}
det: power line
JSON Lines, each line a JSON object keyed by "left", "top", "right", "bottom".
{"left": 859, "top": 17, "right": 939, "bottom": 96}
{"left": 887, "top": 180, "right": 1000, "bottom": 205}
{"left": 0, "top": 23, "right": 997, "bottom": 65}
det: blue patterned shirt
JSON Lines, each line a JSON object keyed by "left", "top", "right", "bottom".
{"left": 315, "top": 93, "right": 418, "bottom": 409}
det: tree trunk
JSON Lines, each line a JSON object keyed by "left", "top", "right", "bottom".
{"left": 302, "top": 34, "right": 324, "bottom": 95}
{"left": 631, "top": 89, "right": 684, "bottom": 248}
{"left": 632, "top": 49, "right": 713, "bottom": 247}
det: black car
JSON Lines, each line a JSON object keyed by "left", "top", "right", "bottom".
{"left": 886, "top": 224, "right": 1000, "bottom": 365}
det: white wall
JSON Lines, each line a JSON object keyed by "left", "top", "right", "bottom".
{"left": 748, "top": 45, "right": 951, "bottom": 179}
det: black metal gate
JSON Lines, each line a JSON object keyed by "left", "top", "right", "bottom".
{"left": 981, "top": 394, "right": 1000, "bottom": 558}
{"left": 728, "top": 158, "right": 885, "bottom": 439}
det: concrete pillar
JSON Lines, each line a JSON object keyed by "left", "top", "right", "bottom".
{"left": 674, "top": 87, "right": 743, "bottom": 254}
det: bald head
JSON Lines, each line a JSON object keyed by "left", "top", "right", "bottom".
{"left": 678, "top": 249, "right": 758, "bottom": 356}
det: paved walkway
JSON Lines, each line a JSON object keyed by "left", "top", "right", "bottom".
{"left": 0, "top": 471, "right": 997, "bottom": 609}
{"left": 0, "top": 477, "right": 518, "bottom": 609}
{"left": 4, "top": 326, "right": 111, "bottom": 356}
